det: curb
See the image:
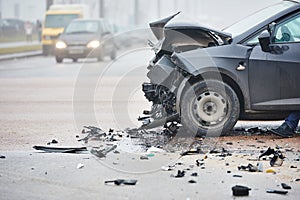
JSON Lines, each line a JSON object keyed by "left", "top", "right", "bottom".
{"left": 0, "top": 51, "right": 43, "bottom": 62}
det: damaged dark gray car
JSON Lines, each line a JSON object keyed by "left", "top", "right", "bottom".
{"left": 142, "top": 0, "right": 300, "bottom": 136}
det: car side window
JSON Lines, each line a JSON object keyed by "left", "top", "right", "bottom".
{"left": 273, "top": 13, "right": 300, "bottom": 43}
{"left": 244, "top": 29, "right": 265, "bottom": 46}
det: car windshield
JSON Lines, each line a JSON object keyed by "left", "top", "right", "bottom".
{"left": 65, "top": 21, "right": 99, "bottom": 34}
{"left": 223, "top": 1, "right": 296, "bottom": 37}
{"left": 45, "top": 14, "right": 79, "bottom": 28}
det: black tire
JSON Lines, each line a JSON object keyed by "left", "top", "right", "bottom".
{"left": 180, "top": 79, "right": 240, "bottom": 137}
{"left": 42, "top": 45, "right": 49, "bottom": 56}
{"left": 97, "top": 50, "right": 104, "bottom": 62}
{"left": 110, "top": 49, "right": 116, "bottom": 60}
{"left": 55, "top": 56, "right": 63, "bottom": 63}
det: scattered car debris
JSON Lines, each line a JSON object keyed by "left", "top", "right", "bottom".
{"left": 190, "top": 172, "right": 198, "bottom": 177}
{"left": 47, "top": 139, "right": 58, "bottom": 145}
{"left": 174, "top": 170, "right": 185, "bottom": 178}
{"left": 33, "top": 145, "right": 87, "bottom": 153}
{"left": 78, "top": 126, "right": 107, "bottom": 143}
{"left": 0, "top": 155, "right": 5, "bottom": 159}
{"left": 181, "top": 148, "right": 202, "bottom": 156}
{"left": 281, "top": 183, "right": 292, "bottom": 190}
{"left": 104, "top": 179, "right": 137, "bottom": 186}
{"left": 77, "top": 163, "right": 84, "bottom": 169}
{"left": 232, "top": 185, "right": 251, "bottom": 196}
{"left": 238, "top": 163, "right": 259, "bottom": 172}
{"left": 266, "top": 168, "right": 276, "bottom": 174}
{"left": 147, "top": 146, "right": 165, "bottom": 153}
{"left": 233, "top": 175, "right": 243, "bottom": 178}
{"left": 140, "top": 155, "right": 149, "bottom": 160}
{"left": 161, "top": 165, "right": 176, "bottom": 171}
{"left": 266, "top": 189, "right": 288, "bottom": 195}
{"left": 259, "top": 147, "right": 285, "bottom": 167}
{"left": 188, "top": 180, "right": 197, "bottom": 184}
{"left": 90, "top": 145, "right": 117, "bottom": 158}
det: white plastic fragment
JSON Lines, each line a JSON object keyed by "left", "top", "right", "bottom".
{"left": 77, "top": 163, "right": 84, "bottom": 169}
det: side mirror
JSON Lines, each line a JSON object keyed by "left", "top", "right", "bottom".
{"left": 258, "top": 30, "right": 271, "bottom": 52}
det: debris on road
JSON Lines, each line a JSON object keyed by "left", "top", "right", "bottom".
{"left": 146, "top": 146, "right": 165, "bottom": 153}
{"left": 266, "top": 189, "right": 288, "bottom": 195}
{"left": 188, "top": 180, "right": 197, "bottom": 184}
{"left": 259, "top": 147, "right": 285, "bottom": 167}
{"left": 232, "top": 185, "right": 251, "bottom": 196}
{"left": 47, "top": 139, "right": 58, "bottom": 145}
{"left": 77, "top": 163, "right": 84, "bottom": 169}
{"left": 140, "top": 155, "right": 149, "bottom": 160}
{"left": 265, "top": 168, "right": 276, "bottom": 174}
{"left": 281, "top": 183, "right": 292, "bottom": 190}
{"left": 0, "top": 155, "right": 5, "bottom": 159}
{"left": 33, "top": 145, "right": 87, "bottom": 153}
{"left": 90, "top": 145, "right": 117, "bottom": 158}
{"left": 78, "top": 126, "right": 107, "bottom": 143}
{"left": 238, "top": 163, "right": 259, "bottom": 172}
{"left": 105, "top": 179, "right": 137, "bottom": 186}
{"left": 173, "top": 170, "right": 185, "bottom": 178}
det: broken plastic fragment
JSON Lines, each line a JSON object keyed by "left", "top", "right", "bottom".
{"left": 140, "top": 155, "right": 149, "bottom": 160}
{"left": 266, "top": 189, "right": 288, "bottom": 195}
{"left": 33, "top": 145, "right": 87, "bottom": 153}
{"left": 266, "top": 168, "right": 276, "bottom": 174}
{"left": 105, "top": 179, "right": 137, "bottom": 186}
{"left": 161, "top": 165, "right": 175, "bottom": 171}
{"left": 147, "top": 146, "right": 165, "bottom": 153}
{"left": 281, "top": 183, "right": 291, "bottom": 190}
{"left": 174, "top": 170, "right": 185, "bottom": 178}
{"left": 188, "top": 180, "right": 197, "bottom": 183}
{"left": 232, "top": 185, "right": 251, "bottom": 196}
{"left": 77, "top": 163, "right": 84, "bottom": 169}
{"left": 90, "top": 145, "right": 117, "bottom": 158}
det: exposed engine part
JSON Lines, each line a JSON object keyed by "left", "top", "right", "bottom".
{"left": 142, "top": 82, "right": 177, "bottom": 118}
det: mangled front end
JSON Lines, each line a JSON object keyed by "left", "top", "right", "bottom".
{"left": 141, "top": 54, "right": 188, "bottom": 128}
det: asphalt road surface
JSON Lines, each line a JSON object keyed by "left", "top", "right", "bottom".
{"left": 0, "top": 54, "right": 299, "bottom": 200}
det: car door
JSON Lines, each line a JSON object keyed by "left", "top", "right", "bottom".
{"left": 267, "top": 12, "right": 300, "bottom": 110}
{"left": 248, "top": 12, "right": 300, "bottom": 111}
{"left": 248, "top": 31, "right": 281, "bottom": 110}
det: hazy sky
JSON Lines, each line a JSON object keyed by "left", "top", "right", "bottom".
{"left": 1, "top": 0, "right": 282, "bottom": 29}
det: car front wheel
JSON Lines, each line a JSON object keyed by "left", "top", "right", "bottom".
{"left": 180, "top": 79, "right": 240, "bottom": 137}
{"left": 55, "top": 56, "right": 63, "bottom": 63}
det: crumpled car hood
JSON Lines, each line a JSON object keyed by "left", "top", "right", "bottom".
{"left": 149, "top": 12, "right": 231, "bottom": 42}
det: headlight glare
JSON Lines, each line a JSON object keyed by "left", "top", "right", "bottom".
{"left": 87, "top": 40, "right": 100, "bottom": 48}
{"left": 55, "top": 41, "right": 67, "bottom": 49}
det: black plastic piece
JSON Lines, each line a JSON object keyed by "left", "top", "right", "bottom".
{"left": 232, "top": 185, "right": 251, "bottom": 196}
{"left": 266, "top": 189, "right": 288, "bottom": 195}
{"left": 281, "top": 183, "right": 292, "bottom": 190}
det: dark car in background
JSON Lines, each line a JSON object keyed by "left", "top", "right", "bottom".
{"left": 54, "top": 19, "right": 116, "bottom": 63}
{"left": 142, "top": 0, "right": 300, "bottom": 136}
